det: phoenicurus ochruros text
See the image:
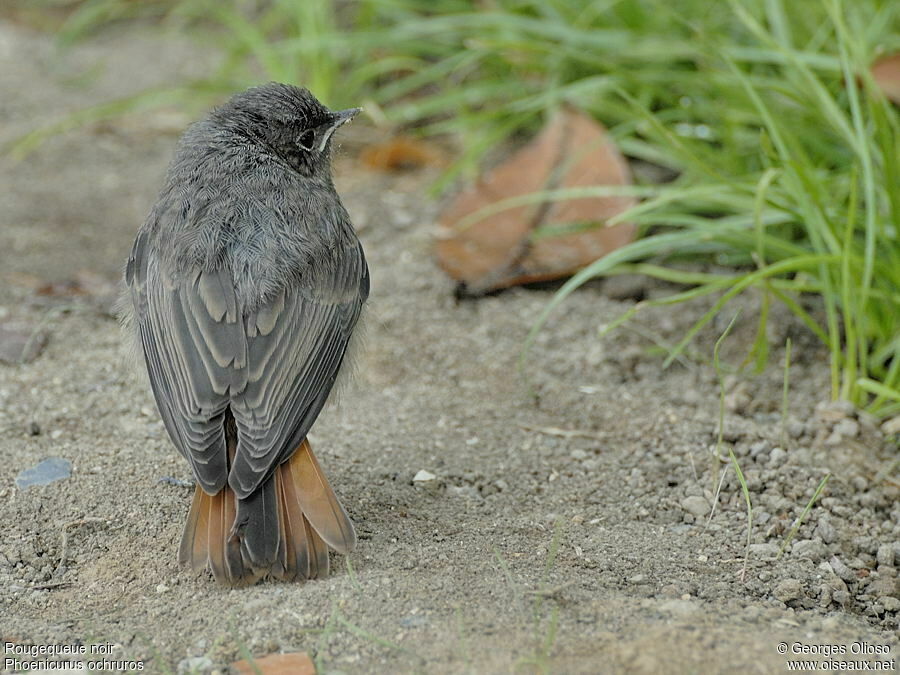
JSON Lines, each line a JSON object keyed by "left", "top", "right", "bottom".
{"left": 124, "top": 83, "right": 368, "bottom": 586}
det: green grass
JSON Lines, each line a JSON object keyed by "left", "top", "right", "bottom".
{"left": 711, "top": 313, "right": 753, "bottom": 579}
{"left": 11, "top": 0, "right": 900, "bottom": 416}
{"left": 778, "top": 473, "right": 831, "bottom": 558}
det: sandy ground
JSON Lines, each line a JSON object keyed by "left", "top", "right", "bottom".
{"left": 0, "top": 19, "right": 897, "bottom": 675}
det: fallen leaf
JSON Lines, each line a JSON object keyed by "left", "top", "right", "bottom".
{"left": 871, "top": 53, "right": 900, "bottom": 104}
{"left": 435, "top": 106, "right": 636, "bottom": 294}
{"left": 0, "top": 322, "right": 47, "bottom": 364}
{"left": 231, "top": 652, "right": 316, "bottom": 675}
{"left": 361, "top": 135, "right": 444, "bottom": 171}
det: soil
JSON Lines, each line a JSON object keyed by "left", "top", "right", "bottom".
{"left": 0, "top": 19, "right": 897, "bottom": 675}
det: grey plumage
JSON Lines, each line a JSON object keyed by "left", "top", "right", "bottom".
{"left": 125, "top": 83, "right": 368, "bottom": 582}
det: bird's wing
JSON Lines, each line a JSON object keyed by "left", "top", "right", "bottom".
{"left": 228, "top": 240, "right": 368, "bottom": 499}
{"left": 126, "top": 230, "right": 247, "bottom": 494}
{"left": 127, "top": 227, "right": 368, "bottom": 501}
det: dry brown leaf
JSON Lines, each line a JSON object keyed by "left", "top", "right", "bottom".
{"left": 231, "top": 651, "right": 316, "bottom": 675}
{"left": 360, "top": 135, "right": 444, "bottom": 171}
{"left": 871, "top": 53, "right": 900, "bottom": 104}
{"left": 435, "top": 106, "right": 636, "bottom": 294}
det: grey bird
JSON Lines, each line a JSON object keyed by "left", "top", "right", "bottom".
{"left": 123, "top": 83, "right": 369, "bottom": 586}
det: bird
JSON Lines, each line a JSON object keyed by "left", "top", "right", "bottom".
{"left": 123, "top": 83, "right": 369, "bottom": 586}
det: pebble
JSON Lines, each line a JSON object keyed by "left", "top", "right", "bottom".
{"left": 774, "top": 578, "right": 803, "bottom": 602}
{"left": 832, "top": 418, "right": 859, "bottom": 438}
{"left": 832, "top": 590, "right": 850, "bottom": 606}
{"left": 681, "top": 496, "right": 710, "bottom": 518}
{"left": 880, "top": 415, "right": 900, "bottom": 436}
{"left": 881, "top": 596, "right": 900, "bottom": 612}
{"left": 768, "top": 447, "right": 787, "bottom": 467}
{"left": 412, "top": 469, "right": 436, "bottom": 482}
{"left": 15, "top": 457, "right": 72, "bottom": 490}
{"left": 786, "top": 419, "right": 805, "bottom": 439}
{"left": 868, "top": 574, "right": 899, "bottom": 598}
{"left": 817, "top": 563, "right": 848, "bottom": 594}
{"left": 815, "top": 399, "right": 854, "bottom": 423}
{"left": 177, "top": 656, "right": 212, "bottom": 674}
{"left": 749, "top": 543, "right": 779, "bottom": 559}
{"left": 447, "top": 485, "right": 479, "bottom": 499}
{"left": 791, "top": 539, "right": 827, "bottom": 562}
{"left": 876, "top": 544, "right": 895, "bottom": 568}
{"left": 816, "top": 517, "right": 838, "bottom": 544}
{"left": 749, "top": 441, "right": 768, "bottom": 458}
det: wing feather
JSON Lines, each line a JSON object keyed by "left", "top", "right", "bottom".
{"left": 128, "top": 224, "right": 367, "bottom": 501}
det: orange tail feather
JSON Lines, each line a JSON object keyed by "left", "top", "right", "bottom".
{"left": 178, "top": 438, "right": 355, "bottom": 585}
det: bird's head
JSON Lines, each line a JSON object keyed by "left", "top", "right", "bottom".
{"left": 213, "top": 82, "right": 360, "bottom": 178}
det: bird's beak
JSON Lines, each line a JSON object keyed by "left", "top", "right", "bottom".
{"left": 331, "top": 107, "right": 362, "bottom": 128}
{"left": 319, "top": 107, "right": 362, "bottom": 151}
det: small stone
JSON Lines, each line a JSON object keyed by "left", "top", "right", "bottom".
{"left": 791, "top": 539, "right": 827, "bottom": 562}
{"left": 818, "top": 563, "right": 848, "bottom": 594}
{"left": 815, "top": 400, "right": 854, "bottom": 423}
{"left": 774, "top": 578, "right": 803, "bottom": 603}
{"left": 412, "top": 470, "right": 436, "bottom": 482}
{"left": 602, "top": 274, "right": 647, "bottom": 301}
{"left": 681, "top": 495, "right": 709, "bottom": 518}
{"left": 868, "top": 574, "right": 899, "bottom": 598}
{"left": 724, "top": 383, "right": 751, "bottom": 414}
{"left": 881, "top": 596, "right": 900, "bottom": 612}
{"left": 156, "top": 583, "right": 168, "bottom": 594}
{"left": 15, "top": 457, "right": 72, "bottom": 490}
{"left": 749, "top": 543, "right": 779, "bottom": 559}
{"left": 768, "top": 447, "right": 787, "bottom": 467}
{"left": 447, "top": 485, "right": 480, "bottom": 499}
{"left": 816, "top": 518, "right": 838, "bottom": 544}
{"left": 876, "top": 544, "right": 895, "bottom": 568}
{"left": 399, "top": 614, "right": 428, "bottom": 628}
{"left": 881, "top": 415, "right": 900, "bottom": 436}
{"left": 749, "top": 441, "right": 768, "bottom": 458}
{"left": 570, "top": 449, "right": 588, "bottom": 461}
{"left": 787, "top": 419, "right": 805, "bottom": 439}
{"left": 177, "top": 656, "right": 212, "bottom": 674}
{"left": 832, "top": 418, "right": 859, "bottom": 439}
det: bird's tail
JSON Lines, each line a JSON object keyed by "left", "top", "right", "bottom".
{"left": 178, "top": 438, "right": 356, "bottom": 586}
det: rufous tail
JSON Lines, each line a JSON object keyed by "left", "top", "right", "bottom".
{"left": 178, "top": 438, "right": 356, "bottom": 586}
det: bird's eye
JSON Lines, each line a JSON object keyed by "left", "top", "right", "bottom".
{"left": 297, "top": 129, "right": 316, "bottom": 151}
